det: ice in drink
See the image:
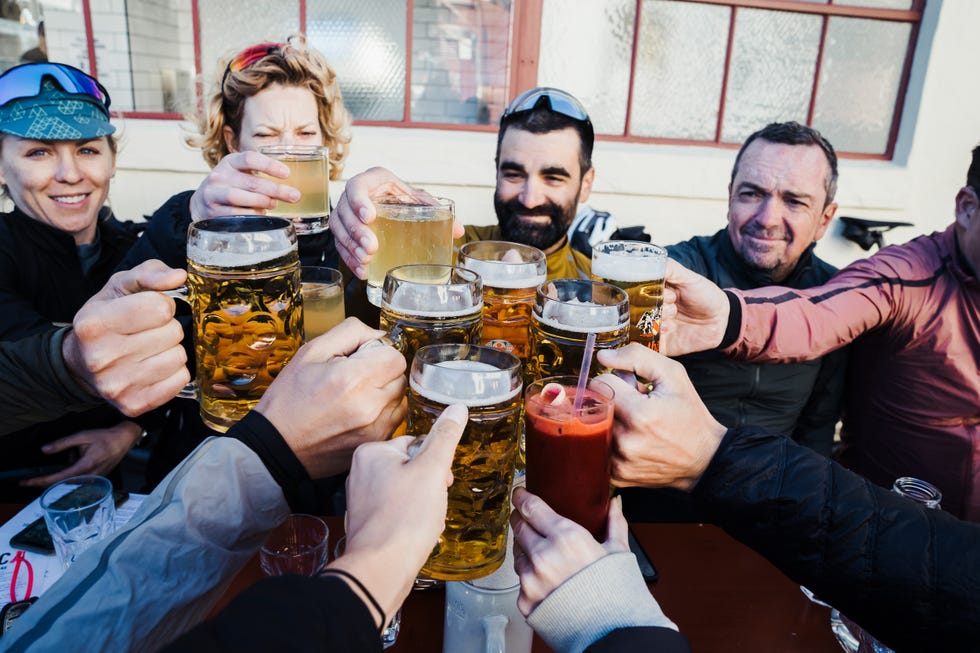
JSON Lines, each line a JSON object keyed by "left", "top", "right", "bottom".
{"left": 524, "top": 377, "right": 614, "bottom": 539}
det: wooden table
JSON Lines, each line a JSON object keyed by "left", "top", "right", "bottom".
{"left": 217, "top": 518, "right": 840, "bottom": 652}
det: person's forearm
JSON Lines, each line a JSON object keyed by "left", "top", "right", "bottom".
{"left": 692, "top": 428, "right": 980, "bottom": 650}
{"left": 0, "top": 328, "right": 103, "bottom": 436}
{"left": 5, "top": 435, "right": 289, "bottom": 653}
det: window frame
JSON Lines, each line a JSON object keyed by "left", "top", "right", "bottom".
{"left": 80, "top": 0, "right": 923, "bottom": 158}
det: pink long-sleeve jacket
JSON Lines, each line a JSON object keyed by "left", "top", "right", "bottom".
{"left": 724, "top": 225, "right": 980, "bottom": 521}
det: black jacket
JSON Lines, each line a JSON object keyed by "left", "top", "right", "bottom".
{"left": 695, "top": 428, "right": 980, "bottom": 651}
{"left": 0, "top": 209, "right": 139, "bottom": 496}
{"left": 668, "top": 229, "right": 846, "bottom": 455}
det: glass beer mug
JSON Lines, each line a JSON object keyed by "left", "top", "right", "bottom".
{"left": 457, "top": 240, "right": 546, "bottom": 363}
{"left": 591, "top": 240, "right": 668, "bottom": 351}
{"left": 526, "top": 279, "right": 629, "bottom": 383}
{"left": 407, "top": 344, "right": 523, "bottom": 580}
{"left": 172, "top": 216, "right": 302, "bottom": 432}
{"left": 379, "top": 264, "right": 483, "bottom": 369}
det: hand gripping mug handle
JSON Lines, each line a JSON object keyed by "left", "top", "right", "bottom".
{"left": 482, "top": 614, "right": 508, "bottom": 653}
{"left": 162, "top": 287, "right": 199, "bottom": 400}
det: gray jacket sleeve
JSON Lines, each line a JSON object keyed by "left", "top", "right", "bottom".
{"left": 527, "top": 551, "right": 678, "bottom": 653}
{"left": 0, "top": 327, "right": 104, "bottom": 437}
{"left": 4, "top": 436, "right": 289, "bottom": 653}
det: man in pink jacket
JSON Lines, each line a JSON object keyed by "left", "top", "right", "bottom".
{"left": 661, "top": 145, "right": 980, "bottom": 521}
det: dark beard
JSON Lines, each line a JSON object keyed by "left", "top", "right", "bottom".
{"left": 494, "top": 195, "right": 574, "bottom": 251}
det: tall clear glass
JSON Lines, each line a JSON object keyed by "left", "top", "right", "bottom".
{"left": 457, "top": 240, "right": 546, "bottom": 363}
{"left": 408, "top": 344, "right": 523, "bottom": 581}
{"left": 366, "top": 198, "right": 455, "bottom": 306}
{"left": 527, "top": 279, "right": 629, "bottom": 383}
{"left": 591, "top": 240, "right": 668, "bottom": 351}
{"left": 185, "top": 216, "right": 302, "bottom": 432}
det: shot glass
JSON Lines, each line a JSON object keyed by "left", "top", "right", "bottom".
{"left": 259, "top": 514, "right": 329, "bottom": 577}
{"left": 40, "top": 475, "right": 116, "bottom": 569}
{"left": 301, "top": 266, "right": 345, "bottom": 340}
{"left": 259, "top": 144, "right": 330, "bottom": 234}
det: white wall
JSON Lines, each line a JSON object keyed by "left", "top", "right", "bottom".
{"left": 107, "top": 0, "right": 980, "bottom": 270}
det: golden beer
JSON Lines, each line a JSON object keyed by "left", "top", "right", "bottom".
{"left": 457, "top": 241, "right": 546, "bottom": 362}
{"left": 366, "top": 198, "right": 454, "bottom": 306}
{"left": 259, "top": 145, "right": 330, "bottom": 235}
{"left": 526, "top": 280, "right": 629, "bottom": 383}
{"left": 591, "top": 241, "right": 667, "bottom": 351}
{"left": 407, "top": 345, "right": 522, "bottom": 580}
{"left": 300, "top": 266, "right": 344, "bottom": 340}
{"left": 302, "top": 282, "right": 344, "bottom": 339}
{"left": 186, "top": 217, "right": 301, "bottom": 432}
{"left": 380, "top": 264, "right": 483, "bottom": 368}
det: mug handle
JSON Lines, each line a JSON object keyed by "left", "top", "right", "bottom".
{"left": 161, "top": 287, "right": 199, "bottom": 401}
{"left": 482, "top": 615, "right": 508, "bottom": 653}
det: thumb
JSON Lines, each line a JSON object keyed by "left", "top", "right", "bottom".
{"left": 99, "top": 260, "right": 187, "bottom": 299}
{"left": 604, "top": 496, "right": 630, "bottom": 551}
{"left": 414, "top": 403, "right": 467, "bottom": 478}
{"left": 597, "top": 345, "right": 668, "bottom": 394}
{"left": 665, "top": 257, "right": 701, "bottom": 287}
{"left": 42, "top": 433, "right": 86, "bottom": 454}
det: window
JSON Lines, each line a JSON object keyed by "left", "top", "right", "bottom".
{"left": 0, "top": 0, "right": 924, "bottom": 157}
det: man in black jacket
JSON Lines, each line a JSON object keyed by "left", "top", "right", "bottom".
{"left": 624, "top": 122, "right": 846, "bottom": 521}
{"left": 597, "top": 344, "right": 980, "bottom": 651}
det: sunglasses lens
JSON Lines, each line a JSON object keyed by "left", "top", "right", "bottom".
{"left": 503, "top": 87, "right": 589, "bottom": 122}
{"left": 0, "top": 63, "right": 108, "bottom": 108}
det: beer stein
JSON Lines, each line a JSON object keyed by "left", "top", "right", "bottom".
{"left": 591, "top": 240, "right": 668, "bottom": 351}
{"left": 527, "top": 279, "right": 629, "bottom": 383}
{"left": 173, "top": 216, "right": 302, "bottom": 432}
{"left": 457, "top": 241, "right": 546, "bottom": 362}
{"left": 366, "top": 197, "right": 455, "bottom": 306}
{"left": 408, "top": 344, "right": 522, "bottom": 580}
{"left": 380, "top": 264, "right": 483, "bottom": 369}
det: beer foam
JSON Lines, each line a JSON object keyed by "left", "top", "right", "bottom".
{"left": 411, "top": 359, "right": 520, "bottom": 407}
{"left": 537, "top": 300, "right": 629, "bottom": 333}
{"left": 592, "top": 255, "right": 666, "bottom": 282}
{"left": 460, "top": 258, "right": 545, "bottom": 289}
{"left": 188, "top": 241, "right": 295, "bottom": 268}
{"left": 383, "top": 283, "right": 480, "bottom": 316}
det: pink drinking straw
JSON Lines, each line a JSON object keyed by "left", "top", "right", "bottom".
{"left": 573, "top": 331, "right": 597, "bottom": 411}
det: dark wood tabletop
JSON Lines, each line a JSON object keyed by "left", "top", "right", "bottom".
{"left": 217, "top": 518, "right": 840, "bottom": 652}
{"left": 0, "top": 503, "right": 838, "bottom": 651}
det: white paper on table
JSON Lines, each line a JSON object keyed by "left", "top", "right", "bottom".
{"left": 0, "top": 493, "right": 146, "bottom": 605}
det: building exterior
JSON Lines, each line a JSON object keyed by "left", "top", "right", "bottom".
{"left": 1, "top": 0, "right": 975, "bottom": 268}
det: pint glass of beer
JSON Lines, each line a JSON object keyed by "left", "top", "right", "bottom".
{"left": 457, "top": 241, "right": 546, "bottom": 362}
{"left": 186, "top": 216, "right": 302, "bottom": 432}
{"left": 366, "top": 197, "right": 454, "bottom": 306}
{"left": 380, "top": 264, "right": 483, "bottom": 368}
{"left": 591, "top": 241, "right": 667, "bottom": 351}
{"left": 259, "top": 145, "right": 330, "bottom": 235}
{"left": 527, "top": 279, "right": 629, "bottom": 382}
{"left": 408, "top": 344, "right": 523, "bottom": 580}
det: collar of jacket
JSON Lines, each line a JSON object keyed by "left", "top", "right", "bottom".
{"left": 716, "top": 229, "right": 817, "bottom": 288}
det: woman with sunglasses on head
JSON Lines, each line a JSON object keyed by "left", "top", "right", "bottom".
{"left": 117, "top": 35, "right": 353, "bottom": 488}
{"left": 121, "top": 34, "right": 350, "bottom": 272}
{"left": 0, "top": 62, "right": 150, "bottom": 498}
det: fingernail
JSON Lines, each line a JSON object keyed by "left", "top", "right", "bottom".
{"left": 358, "top": 235, "right": 372, "bottom": 248}
{"left": 354, "top": 247, "right": 366, "bottom": 260}
{"left": 287, "top": 189, "right": 301, "bottom": 202}
{"left": 357, "top": 207, "right": 370, "bottom": 222}
{"left": 442, "top": 404, "right": 467, "bottom": 423}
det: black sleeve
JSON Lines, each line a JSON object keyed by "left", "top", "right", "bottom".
{"left": 226, "top": 411, "right": 321, "bottom": 514}
{"left": 114, "top": 191, "right": 195, "bottom": 272}
{"left": 586, "top": 627, "right": 691, "bottom": 652}
{"left": 163, "top": 575, "right": 382, "bottom": 653}
{"left": 692, "top": 428, "right": 980, "bottom": 651}
{"left": 789, "top": 345, "right": 847, "bottom": 456}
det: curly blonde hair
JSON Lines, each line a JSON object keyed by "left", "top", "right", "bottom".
{"left": 187, "top": 34, "right": 351, "bottom": 179}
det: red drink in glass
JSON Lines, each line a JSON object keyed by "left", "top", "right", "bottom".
{"left": 524, "top": 376, "right": 614, "bottom": 539}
